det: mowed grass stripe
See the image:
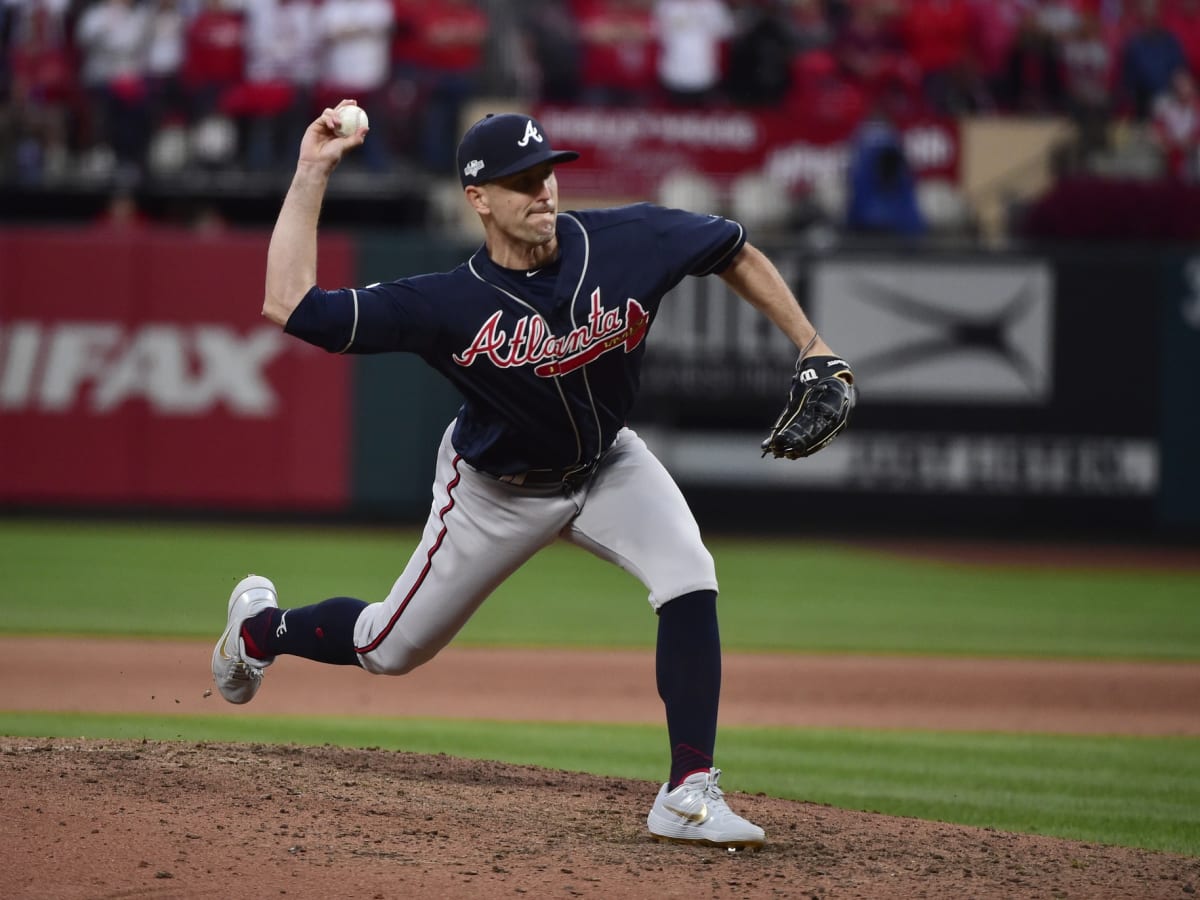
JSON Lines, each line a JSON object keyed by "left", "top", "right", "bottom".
{"left": 1, "top": 520, "right": 1198, "bottom": 660}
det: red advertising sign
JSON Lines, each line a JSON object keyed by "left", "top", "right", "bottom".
{"left": 534, "top": 105, "right": 959, "bottom": 199}
{"left": 0, "top": 227, "right": 353, "bottom": 510}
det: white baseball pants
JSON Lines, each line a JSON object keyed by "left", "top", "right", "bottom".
{"left": 353, "top": 423, "right": 717, "bottom": 675}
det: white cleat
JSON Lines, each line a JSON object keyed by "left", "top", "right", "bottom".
{"left": 211, "top": 575, "right": 278, "bottom": 704}
{"left": 647, "top": 768, "right": 766, "bottom": 850}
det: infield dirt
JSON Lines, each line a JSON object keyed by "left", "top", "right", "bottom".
{"left": 2, "top": 637, "right": 1199, "bottom": 899}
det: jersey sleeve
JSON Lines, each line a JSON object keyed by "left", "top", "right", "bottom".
{"left": 645, "top": 204, "right": 747, "bottom": 278}
{"left": 284, "top": 278, "right": 442, "bottom": 354}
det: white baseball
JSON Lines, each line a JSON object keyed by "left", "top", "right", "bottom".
{"left": 336, "top": 106, "right": 369, "bottom": 138}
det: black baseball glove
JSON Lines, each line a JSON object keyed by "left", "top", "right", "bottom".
{"left": 761, "top": 354, "right": 857, "bottom": 459}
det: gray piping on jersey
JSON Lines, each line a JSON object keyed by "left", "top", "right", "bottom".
{"left": 467, "top": 253, "right": 585, "bottom": 466}
{"left": 336, "top": 288, "right": 360, "bottom": 354}
{"left": 557, "top": 212, "right": 604, "bottom": 471}
{"left": 695, "top": 220, "right": 745, "bottom": 276}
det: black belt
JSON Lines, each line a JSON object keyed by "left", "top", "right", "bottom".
{"left": 497, "top": 457, "right": 601, "bottom": 491}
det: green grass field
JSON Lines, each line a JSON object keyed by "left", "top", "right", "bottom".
{"left": 3, "top": 520, "right": 1197, "bottom": 659}
{"left": 2, "top": 519, "right": 1198, "bottom": 856}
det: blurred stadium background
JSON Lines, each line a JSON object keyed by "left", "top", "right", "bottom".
{"left": 3, "top": 0, "right": 1199, "bottom": 541}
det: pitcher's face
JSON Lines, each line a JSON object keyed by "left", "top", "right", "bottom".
{"left": 477, "top": 162, "right": 560, "bottom": 247}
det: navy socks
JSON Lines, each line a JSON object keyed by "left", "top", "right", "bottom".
{"left": 239, "top": 587, "right": 721, "bottom": 787}
{"left": 241, "top": 597, "right": 367, "bottom": 667}
{"left": 656, "top": 589, "right": 721, "bottom": 789}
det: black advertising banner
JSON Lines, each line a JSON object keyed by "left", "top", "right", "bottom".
{"left": 1159, "top": 254, "right": 1200, "bottom": 528}
{"left": 630, "top": 245, "right": 1164, "bottom": 534}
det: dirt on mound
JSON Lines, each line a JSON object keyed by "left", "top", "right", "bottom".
{"left": 2, "top": 738, "right": 1197, "bottom": 900}
{"left": 2, "top": 633, "right": 1200, "bottom": 898}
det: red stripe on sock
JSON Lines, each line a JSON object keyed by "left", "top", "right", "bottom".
{"left": 240, "top": 626, "right": 268, "bottom": 662}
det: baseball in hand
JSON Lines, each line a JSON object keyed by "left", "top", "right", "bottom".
{"left": 336, "top": 106, "right": 369, "bottom": 138}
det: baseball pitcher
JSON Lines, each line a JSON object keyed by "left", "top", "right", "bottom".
{"left": 213, "top": 103, "right": 856, "bottom": 849}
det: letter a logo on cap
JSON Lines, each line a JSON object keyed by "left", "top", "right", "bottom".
{"left": 517, "top": 119, "right": 544, "bottom": 147}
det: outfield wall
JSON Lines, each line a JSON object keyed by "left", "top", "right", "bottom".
{"left": 1, "top": 227, "right": 1196, "bottom": 537}
{"left": 0, "top": 227, "right": 355, "bottom": 511}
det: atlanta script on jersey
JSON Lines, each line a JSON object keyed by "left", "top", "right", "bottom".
{"left": 285, "top": 203, "right": 745, "bottom": 475}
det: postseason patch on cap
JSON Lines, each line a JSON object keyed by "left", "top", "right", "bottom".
{"left": 456, "top": 113, "right": 579, "bottom": 187}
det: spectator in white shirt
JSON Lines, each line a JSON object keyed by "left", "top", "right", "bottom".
{"left": 653, "top": 0, "right": 734, "bottom": 106}
{"left": 315, "top": 0, "right": 394, "bottom": 169}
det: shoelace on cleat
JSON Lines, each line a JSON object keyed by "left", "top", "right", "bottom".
{"left": 228, "top": 661, "right": 259, "bottom": 683}
{"left": 699, "top": 770, "right": 736, "bottom": 814}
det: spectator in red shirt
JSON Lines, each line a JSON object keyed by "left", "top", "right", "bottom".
{"left": 967, "top": 0, "right": 1029, "bottom": 97}
{"left": 182, "top": 0, "right": 247, "bottom": 120}
{"left": 1165, "top": 0, "right": 1200, "bottom": 77}
{"left": 7, "top": 0, "right": 77, "bottom": 183}
{"left": 8, "top": 0, "right": 76, "bottom": 109}
{"left": 393, "top": 0, "right": 488, "bottom": 171}
{"left": 572, "top": 0, "right": 656, "bottom": 106}
{"left": 834, "top": 0, "right": 919, "bottom": 112}
{"left": 897, "top": 0, "right": 988, "bottom": 114}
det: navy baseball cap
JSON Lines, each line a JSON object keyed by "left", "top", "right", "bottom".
{"left": 457, "top": 113, "right": 579, "bottom": 188}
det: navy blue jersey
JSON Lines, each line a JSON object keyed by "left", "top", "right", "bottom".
{"left": 285, "top": 203, "right": 745, "bottom": 474}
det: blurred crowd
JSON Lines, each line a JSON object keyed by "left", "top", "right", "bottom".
{"left": 4, "top": 0, "right": 1200, "bottom": 193}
